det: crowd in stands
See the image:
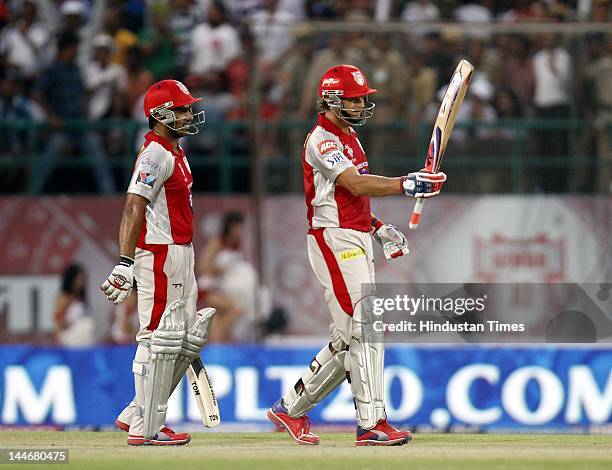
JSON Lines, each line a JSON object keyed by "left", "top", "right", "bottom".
{"left": 0, "top": 0, "right": 610, "bottom": 194}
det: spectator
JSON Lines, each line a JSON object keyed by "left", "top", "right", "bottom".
{"left": 532, "top": 32, "right": 572, "bottom": 192}
{"left": 169, "top": 0, "right": 201, "bottom": 75}
{"left": 0, "top": 0, "right": 52, "bottom": 87}
{"left": 467, "top": 38, "right": 501, "bottom": 91}
{"left": 406, "top": 52, "right": 438, "bottom": 124}
{"left": 401, "top": 0, "right": 440, "bottom": 22}
{"left": 493, "top": 88, "right": 523, "bottom": 123}
{"left": 124, "top": 45, "right": 154, "bottom": 114}
{"left": 0, "top": 69, "right": 44, "bottom": 192}
{"left": 420, "top": 32, "right": 455, "bottom": 90}
{"left": 184, "top": 72, "right": 236, "bottom": 156}
{"left": 365, "top": 35, "right": 406, "bottom": 170}
{"left": 499, "top": 0, "right": 549, "bottom": 22}
{"left": 32, "top": 32, "right": 115, "bottom": 193}
{"left": 454, "top": 0, "right": 493, "bottom": 22}
{"left": 197, "top": 212, "right": 246, "bottom": 342}
{"left": 276, "top": 27, "right": 316, "bottom": 118}
{"left": 454, "top": 1, "right": 493, "bottom": 40}
{"left": 453, "top": 75, "right": 497, "bottom": 143}
{"left": 250, "top": 0, "right": 296, "bottom": 68}
{"left": 84, "top": 33, "right": 128, "bottom": 120}
{"left": 584, "top": 33, "right": 612, "bottom": 192}
{"left": 54, "top": 263, "right": 95, "bottom": 346}
{"left": 298, "top": 33, "right": 363, "bottom": 117}
{"left": 103, "top": 5, "right": 138, "bottom": 66}
{"left": 591, "top": 0, "right": 611, "bottom": 22}
{"left": 56, "top": 0, "right": 106, "bottom": 68}
{"left": 189, "top": 1, "right": 242, "bottom": 76}
{"left": 139, "top": 4, "right": 179, "bottom": 80}
{"left": 498, "top": 35, "right": 535, "bottom": 112}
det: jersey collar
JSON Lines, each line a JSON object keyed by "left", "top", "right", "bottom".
{"left": 145, "top": 131, "right": 183, "bottom": 157}
{"left": 317, "top": 114, "right": 353, "bottom": 138}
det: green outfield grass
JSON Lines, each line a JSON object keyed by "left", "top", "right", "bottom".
{"left": 2, "top": 432, "right": 611, "bottom": 470}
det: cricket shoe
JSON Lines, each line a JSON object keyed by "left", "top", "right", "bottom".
{"left": 127, "top": 428, "right": 191, "bottom": 446}
{"left": 267, "top": 399, "right": 320, "bottom": 445}
{"left": 355, "top": 419, "right": 412, "bottom": 446}
{"left": 118, "top": 420, "right": 191, "bottom": 446}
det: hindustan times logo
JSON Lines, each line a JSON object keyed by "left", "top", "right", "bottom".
{"left": 372, "top": 294, "right": 487, "bottom": 316}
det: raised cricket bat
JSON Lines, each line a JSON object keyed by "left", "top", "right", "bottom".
{"left": 187, "top": 357, "right": 220, "bottom": 427}
{"left": 409, "top": 59, "right": 474, "bottom": 229}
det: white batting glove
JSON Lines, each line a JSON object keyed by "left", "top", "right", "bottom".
{"left": 401, "top": 170, "right": 447, "bottom": 198}
{"left": 372, "top": 219, "right": 410, "bottom": 260}
{"left": 101, "top": 256, "right": 134, "bottom": 304}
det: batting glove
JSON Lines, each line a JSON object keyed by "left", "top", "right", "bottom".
{"left": 101, "top": 256, "right": 134, "bottom": 304}
{"left": 372, "top": 218, "right": 410, "bottom": 260}
{"left": 401, "top": 170, "right": 447, "bottom": 198}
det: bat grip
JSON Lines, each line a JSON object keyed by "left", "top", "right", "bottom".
{"left": 409, "top": 198, "right": 425, "bottom": 229}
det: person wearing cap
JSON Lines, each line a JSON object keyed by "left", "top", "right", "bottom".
{"left": 101, "top": 80, "right": 210, "bottom": 446}
{"left": 267, "top": 65, "right": 447, "bottom": 446}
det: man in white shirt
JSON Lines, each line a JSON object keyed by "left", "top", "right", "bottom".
{"left": 0, "top": 1, "right": 51, "bottom": 84}
{"left": 532, "top": 33, "right": 572, "bottom": 192}
{"left": 189, "top": 1, "right": 242, "bottom": 75}
{"left": 84, "top": 34, "right": 127, "bottom": 120}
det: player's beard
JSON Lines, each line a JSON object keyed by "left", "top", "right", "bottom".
{"left": 170, "top": 127, "right": 185, "bottom": 138}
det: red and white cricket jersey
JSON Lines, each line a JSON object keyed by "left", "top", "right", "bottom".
{"left": 303, "top": 115, "right": 371, "bottom": 232}
{"left": 127, "top": 131, "right": 194, "bottom": 246}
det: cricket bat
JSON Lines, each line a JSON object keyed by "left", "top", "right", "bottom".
{"left": 187, "top": 357, "right": 220, "bottom": 427}
{"left": 409, "top": 59, "right": 474, "bottom": 229}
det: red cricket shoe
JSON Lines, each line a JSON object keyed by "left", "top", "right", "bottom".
{"left": 267, "top": 399, "right": 320, "bottom": 445}
{"left": 127, "top": 428, "right": 191, "bottom": 446}
{"left": 356, "top": 419, "right": 412, "bottom": 446}
{"left": 118, "top": 419, "right": 191, "bottom": 446}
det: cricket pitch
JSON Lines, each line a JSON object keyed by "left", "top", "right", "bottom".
{"left": 2, "top": 431, "right": 611, "bottom": 469}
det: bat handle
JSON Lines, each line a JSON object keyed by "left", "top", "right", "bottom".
{"left": 409, "top": 198, "right": 425, "bottom": 229}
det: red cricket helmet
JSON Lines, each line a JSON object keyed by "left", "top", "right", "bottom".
{"left": 143, "top": 80, "right": 205, "bottom": 134}
{"left": 318, "top": 64, "right": 377, "bottom": 99}
{"left": 318, "top": 65, "right": 377, "bottom": 126}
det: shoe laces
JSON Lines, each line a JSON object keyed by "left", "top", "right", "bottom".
{"left": 298, "top": 415, "right": 313, "bottom": 434}
{"left": 376, "top": 419, "right": 398, "bottom": 434}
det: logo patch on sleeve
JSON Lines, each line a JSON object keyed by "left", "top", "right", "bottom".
{"left": 324, "top": 150, "right": 347, "bottom": 169}
{"left": 136, "top": 171, "right": 157, "bottom": 188}
{"left": 318, "top": 140, "right": 339, "bottom": 154}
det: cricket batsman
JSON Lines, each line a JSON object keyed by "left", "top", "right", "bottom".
{"left": 267, "top": 65, "right": 446, "bottom": 446}
{"left": 101, "top": 80, "right": 215, "bottom": 446}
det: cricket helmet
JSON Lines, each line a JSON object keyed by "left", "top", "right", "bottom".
{"left": 144, "top": 80, "right": 205, "bottom": 134}
{"left": 318, "top": 65, "right": 377, "bottom": 126}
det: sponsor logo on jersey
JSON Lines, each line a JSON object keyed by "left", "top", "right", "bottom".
{"left": 136, "top": 171, "right": 157, "bottom": 188}
{"left": 355, "top": 161, "right": 369, "bottom": 174}
{"left": 318, "top": 140, "right": 339, "bottom": 154}
{"left": 324, "top": 150, "right": 346, "bottom": 168}
{"left": 339, "top": 248, "right": 366, "bottom": 262}
{"left": 321, "top": 78, "right": 340, "bottom": 87}
{"left": 351, "top": 70, "right": 365, "bottom": 86}
{"left": 139, "top": 156, "right": 160, "bottom": 171}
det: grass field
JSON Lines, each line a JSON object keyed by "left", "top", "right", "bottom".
{"left": 2, "top": 432, "right": 611, "bottom": 469}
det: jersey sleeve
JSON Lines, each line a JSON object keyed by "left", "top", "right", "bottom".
{"left": 305, "top": 136, "right": 353, "bottom": 183}
{"left": 127, "top": 146, "right": 174, "bottom": 202}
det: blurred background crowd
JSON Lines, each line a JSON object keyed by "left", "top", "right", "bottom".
{"left": 0, "top": 0, "right": 610, "bottom": 195}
